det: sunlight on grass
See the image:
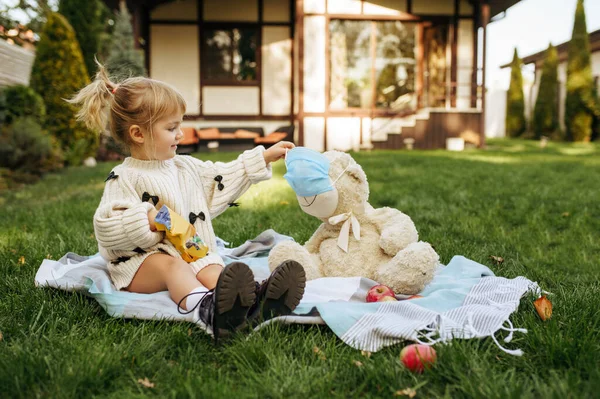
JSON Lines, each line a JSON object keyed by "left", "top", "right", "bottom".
{"left": 460, "top": 155, "right": 521, "bottom": 164}
{"left": 557, "top": 146, "right": 596, "bottom": 155}
{"left": 237, "top": 175, "right": 297, "bottom": 210}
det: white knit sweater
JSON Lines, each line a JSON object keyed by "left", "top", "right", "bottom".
{"left": 94, "top": 146, "right": 272, "bottom": 290}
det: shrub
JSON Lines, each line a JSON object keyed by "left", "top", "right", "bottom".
{"left": 565, "top": 0, "right": 595, "bottom": 142}
{"left": 532, "top": 44, "right": 559, "bottom": 139}
{"left": 505, "top": 49, "right": 526, "bottom": 138}
{"left": 96, "top": 134, "right": 126, "bottom": 162}
{"left": 30, "top": 12, "right": 98, "bottom": 165}
{"left": 107, "top": 1, "right": 146, "bottom": 79}
{"left": 59, "top": 0, "right": 107, "bottom": 78}
{"left": 0, "top": 85, "right": 46, "bottom": 125}
{"left": 0, "top": 117, "right": 63, "bottom": 174}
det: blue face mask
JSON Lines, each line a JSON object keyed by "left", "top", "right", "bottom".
{"left": 283, "top": 147, "right": 332, "bottom": 197}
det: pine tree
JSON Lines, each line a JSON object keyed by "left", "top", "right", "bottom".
{"left": 505, "top": 49, "right": 526, "bottom": 138}
{"left": 58, "top": 0, "right": 106, "bottom": 78}
{"left": 107, "top": 1, "right": 146, "bottom": 79}
{"left": 30, "top": 12, "right": 98, "bottom": 165}
{"left": 565, "top": 0, "right": 594, "bottom": 142}
{"left": 532, "top": 44, "right": 559, "bottom": 139}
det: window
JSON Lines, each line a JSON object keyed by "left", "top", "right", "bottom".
{"left": 202, "top": 27, "right": 258, "bottom": 84}
{"left": 329, "top": 20, "right": 416, "bottom": 112}
{"left": 424, "top": 23, "right": 450, "bottom": 108}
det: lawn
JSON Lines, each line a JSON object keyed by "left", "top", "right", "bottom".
{"left": 1, "top": 139, "right": 599, "bottom": 398}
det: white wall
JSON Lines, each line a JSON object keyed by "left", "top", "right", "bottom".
{"left": 150, "top": 0, "right": 197, "bottom": 21}
{"left": 303, "top": 16, "right": 326, "bottom": 112}
{"left": 456, "top": 20, "right": 474, "bottom": 109}
{"left": 0, "top": 40, "right": 35, "bottom": 87}
{"left": 262, "top": 27, "right": 292, "bottom": 115}
{"left": 150, "top": 25, "right": 200, "bottom": 114}
{"left": 328, "top": 0, "right": 361, "bottom": 14}
{"left": 202, "top": 87, "right": 260, "bottom": 115}
{"left": 327, "top": 117, "right": 361, "bottom": 151}
{"left": 485, "top": 88, "right": 506, "bottom": 138}
{"left": 304, "top": 117, "right": 325, "bottom": 151}
{"left": 304, "top": 0, "right": 325, "bottom": 14}
{"left": 363, "top": 0, "right": 408, "bottom": 15}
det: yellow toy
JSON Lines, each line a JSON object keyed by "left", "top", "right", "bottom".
{"left": 154, "top": 205, "right": 209, "bottom": 262}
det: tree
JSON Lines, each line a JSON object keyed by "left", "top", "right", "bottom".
{"left": 505, "top": 49, "right": 526, "bottom": 138}
{"left": 107, "top": 1, "right": 146, "bottom": 79}
{"left": 532, "top": 44, "right": 559, "bottom": 139}
{"left": 0, "top": 0, "right": 57, "bottom": 32}
{"left": 30, "top": 12, "right": 97, "bottom": 165}
{"left": 58, "top": 0, "right": 107, "bottom": 78}
{"left": 565, "top": 0, "right": 594, "bottom": 142}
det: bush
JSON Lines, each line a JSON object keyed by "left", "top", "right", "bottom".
{"left": 506, "top": 49, "right": 526, "bottom": 138}
{"left": 0, "top": 117, "right": 63, "bottom": 174}
{"left": 96, "top": 134, "right": 126, "bottom": 162}
{"left": 0, "top": 85, "right": 46, "bottom": 125}
{"left": 107, "top": 1, "right": 146, "bottom": 79}
{"left": 532, "top": 44, "right": 559, "bottom": 139}
{"left": 565, "top": 0, "right": 595, "bottom": 142}
{"left": 30, "top": 12, "right": 98, "bottom": 165}
{"left": 59, "top": 0, "right": 108, "bottom": 78}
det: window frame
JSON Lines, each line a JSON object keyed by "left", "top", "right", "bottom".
{"left": 200, "top": 22, "right": 261, "bottom": 86}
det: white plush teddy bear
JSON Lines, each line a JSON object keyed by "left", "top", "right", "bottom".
{"left": 268, "top": 148, "right": 439, "bottom": 295}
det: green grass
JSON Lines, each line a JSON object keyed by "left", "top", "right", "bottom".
{"left": 1, "top": 138, "right": 599, "bottom": 398}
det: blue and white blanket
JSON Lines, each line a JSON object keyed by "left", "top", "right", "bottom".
{"left": 35, "top": 230, "right": 540, "bottom": 355}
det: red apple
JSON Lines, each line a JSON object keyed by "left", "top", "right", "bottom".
{"left": 400, "top": 344, "right": 437, "bottom": 373}
{"left": 378, "top": 296, "right": 398, "bottom": 302}
{"left": 366, "top": 284, "right": 395, "bottom": 303}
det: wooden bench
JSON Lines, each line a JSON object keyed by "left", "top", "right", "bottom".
{"left": 177, "top": 125, "right": 295, "bottom": 153}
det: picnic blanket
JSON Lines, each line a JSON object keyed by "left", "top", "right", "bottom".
{"left": 35, "top": 230, "right": 540, "bottom": 355}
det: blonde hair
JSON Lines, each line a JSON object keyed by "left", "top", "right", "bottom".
{"left": 68, "top": 61, "right": 186, "bottom": 150}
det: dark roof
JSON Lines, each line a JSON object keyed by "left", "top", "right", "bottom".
{"left": 102, "top": 0, "right": 521, "bottom": 20}
{"left": 489, "top": 0, "right": 522, "bottom": 19}
{"left": 501, "top": 28, "right": 600, "bottom": 68}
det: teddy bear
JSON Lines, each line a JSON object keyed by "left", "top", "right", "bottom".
{"left": 267, "top": 148, "right": 439, "bottom": 295}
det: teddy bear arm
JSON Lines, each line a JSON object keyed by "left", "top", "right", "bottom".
{"left": 304, "top": 224, "right": 328, "bottom": 254}
{"left": 370, "top": 208, "right": 419, "bottom": 256}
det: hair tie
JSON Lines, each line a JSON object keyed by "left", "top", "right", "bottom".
{"left": 111, "top": 85, "right": 118, "bottom": 94}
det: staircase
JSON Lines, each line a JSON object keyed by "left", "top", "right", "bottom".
{"left": 365, "top": 108, "right": 483, "bottom": 150}
{"left": 368, "top": 109, "right": 431, "bottom": 150}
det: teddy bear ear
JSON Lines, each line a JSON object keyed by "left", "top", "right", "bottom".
{"left": 346, "top": 164, "right": 367, "bottom": 184}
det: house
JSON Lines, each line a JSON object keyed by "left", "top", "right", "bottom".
{"left": 501, "top": 28, "right": 600, "bottom": 134}
{"left": 0, "top": 25, "right": 36, "bottom": 87}
{"left": 102, "top": 0, "right": 521, "bottom": 150}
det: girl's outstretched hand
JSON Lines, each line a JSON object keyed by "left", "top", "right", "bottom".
{"left": 263, "top": 141, "right": 295, "bottom": 164}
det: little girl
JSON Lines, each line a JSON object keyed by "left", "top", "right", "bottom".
{"left": 69, "top": 65, "right": 306, "bottom": 341}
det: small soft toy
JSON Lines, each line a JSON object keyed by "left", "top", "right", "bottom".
{"left": 267, "top": 148, "right": 439, "bottom": 295}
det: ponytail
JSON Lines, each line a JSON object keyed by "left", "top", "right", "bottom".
{"left": 67, "top": 60, "right": 117, "bottom": 133}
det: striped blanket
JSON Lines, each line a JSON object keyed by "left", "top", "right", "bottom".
{"left": 35, "top": 231, "right": 539, "bottom": 355}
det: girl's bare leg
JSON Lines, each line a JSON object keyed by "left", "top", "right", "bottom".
{"left": 196, "top": 264, "right": 224, "bottom": 289}
{"left": 126, "top": 253, "right": 203, "bottom": 310}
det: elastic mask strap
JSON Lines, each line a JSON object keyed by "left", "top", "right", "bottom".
{"left": 331, "top": 163, "right": 351, "bottom": 186}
